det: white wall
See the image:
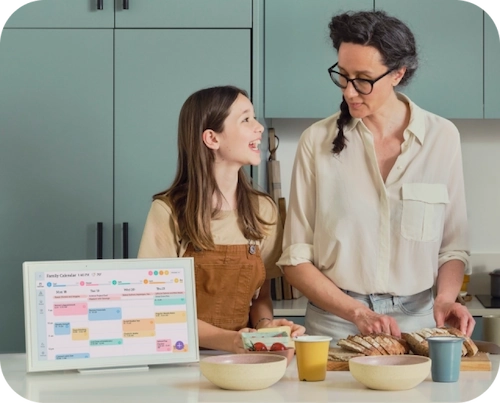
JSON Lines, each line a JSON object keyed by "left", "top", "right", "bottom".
{"left": 268, "top": 118, "right": 500, "bottom": 255}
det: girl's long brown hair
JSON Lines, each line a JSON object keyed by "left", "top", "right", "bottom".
{"left": 154, "top": 86, "right": 274, "bottom": 250}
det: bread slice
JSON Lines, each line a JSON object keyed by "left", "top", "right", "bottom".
{"left": 362, "top": 335, "right": 388, "bottom": 355}
{"left": 416, "top": 328, "right": 435, "bottom": 339}
{"left": 328, "top": 348, "right": 363, "bottom": 362}
{"left": 373, "top": 334, "right": 397, "bottom": 355}
{"left": 337, "top": 338, "right": 369, "bottom": 354}
{"left": 349, "top": 335, "right": 380, "bottom": 355}
{"left": 384, "top": 334, "right": 406, "bottom": 355}
{"left": 384, "top": 334, "right": 410, "bottom": 354}
{"left": 401, "top": 332, "right": 429, "bottom": 356}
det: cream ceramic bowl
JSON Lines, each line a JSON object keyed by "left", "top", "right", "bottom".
{"left": 349, "top": 355, "right": 431, "bottom": 391}
{"left": 200, "top": 353, "right": 287, "bottom": 390}
{"left": 248, "top": 348, "right": 295, "bottom": 366}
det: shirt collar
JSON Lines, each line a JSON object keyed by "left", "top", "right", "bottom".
{"left": 397, "top": 93, "right": 426, "bottom": 145}
{"left": 342, "top": 93, "right": 426, "bottom": 145}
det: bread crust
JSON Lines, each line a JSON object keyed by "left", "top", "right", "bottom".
{"left": 335, "top": 327, "right": 478, "bottom": 358}
{"left": 337, "top": 339, "right": 367, "bottom": 354}
{"left": 401, "top": 332, "right": 429, "bottom": 356}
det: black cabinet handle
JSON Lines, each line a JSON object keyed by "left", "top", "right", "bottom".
{"left": 97, "top": 0, "right": 103, "bottom": 10}
{"left": 97, "top": 222, "right": 103, "bottom": 259}
{"left": 123, "top": 0, "right": 129, "bottom": 10}
{"left": 123, "top": 222, "right": 129, "bottom": 259}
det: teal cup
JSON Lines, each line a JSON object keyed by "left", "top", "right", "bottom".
{"left": 427, "top": 336, "right": 464, "bottom": 382}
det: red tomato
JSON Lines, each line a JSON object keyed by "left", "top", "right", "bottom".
{"left": 253, "top": 342, "right": 268, "bottom": 351}
{"left": 270, "top": 342, "right": 287, "bottom": 351}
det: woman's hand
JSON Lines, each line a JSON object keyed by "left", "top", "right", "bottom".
{"left": 433, "top": 298, "right": 475, "bottom": 337}
{"left": 259, "top": 318, "right": 306, "bottom": 337}
{"left": 352, "top": 306, "right": 401, "bottom": 337}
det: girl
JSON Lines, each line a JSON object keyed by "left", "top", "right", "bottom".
{"left": 138, "top": 85, "right": 305, "bottom": 353}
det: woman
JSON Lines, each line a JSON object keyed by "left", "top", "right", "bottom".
{"left": 277, "top": 10, "right": 474, "bottom": 344}
{"left": 138, "top": 85, "right": 305, "bottom": 353}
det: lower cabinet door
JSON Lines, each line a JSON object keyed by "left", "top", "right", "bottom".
{"left": 0, "top": 30, "right": 114, "bottom": 352}
{"left": 114, "top": 29, "right": 251, "bottom": 258}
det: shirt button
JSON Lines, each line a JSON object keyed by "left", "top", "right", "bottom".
{"left": 397, "top": 166, "right": 402, "bottom": 170}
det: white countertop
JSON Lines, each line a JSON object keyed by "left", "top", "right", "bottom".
{"left": 273, "top": 295, "right": 500, "bottom": 317}
{"left": 0, "top": 352, "right": 498, "bottom": 403}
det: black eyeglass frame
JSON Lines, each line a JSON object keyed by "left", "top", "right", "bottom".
{"left": 327, "top": 62, "right": 394, "bottom": 95}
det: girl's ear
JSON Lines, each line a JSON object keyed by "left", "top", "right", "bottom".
{"left": 202, "top": 129, "right": 220, "bottom": 150}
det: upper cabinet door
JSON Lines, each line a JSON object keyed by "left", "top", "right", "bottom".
{"left": 485, "top": 12, "right": 500, "bottom": 118}
{"left": 5, "top": 0, "right": 115, "bottom": 28}
{"left": 376, "top": 0, "right": 483, "bottom": 119}
{"left": 265, "top": 0, "right": 373, "bottom": 118}
{"left": 114, "top": 0, "right": 252, "bottom": 28}
{"left": 114, "top": 29, "right": 251, "bottom": 258}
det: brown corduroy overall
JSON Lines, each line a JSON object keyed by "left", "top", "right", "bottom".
{"left": 183, "top": 243, "right": 266, "bottom": 331}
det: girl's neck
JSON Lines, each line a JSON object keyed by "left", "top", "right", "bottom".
{"left": 213, "top": 164, "right": 239, "bottom": 210}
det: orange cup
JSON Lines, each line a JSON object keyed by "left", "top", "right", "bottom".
{"left": 294, "top": 335, "right": 332, "bottom": 381}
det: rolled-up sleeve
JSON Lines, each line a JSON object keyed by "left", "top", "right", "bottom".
{"left": 277, "top": 126, "right": 317, "bottom": 268}
{"left": 437, "top": 128, "right": 470, "bottom": 274}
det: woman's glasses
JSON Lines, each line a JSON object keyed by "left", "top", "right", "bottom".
{"left": 328, "top": 63, "right": 393, "bottom": 95}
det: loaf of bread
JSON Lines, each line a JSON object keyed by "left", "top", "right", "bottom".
{"left": 333, "top": 326, "right": 478, "bottom": 359}
{"left": 336, "top": 333, "right": 409, "bottom": 356}
{"left": 401, "top": 327, "right": 478, "bottom": 357}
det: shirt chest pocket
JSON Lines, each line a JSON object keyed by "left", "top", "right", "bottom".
{"left": 401, "top": 183, "right": 449, "bottom": 242}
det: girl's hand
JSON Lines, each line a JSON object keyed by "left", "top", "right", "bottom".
{"left": 259, "top": 318, "right": 306, "bottom": 337}
{"left": 235, "top": 328, "right": 256, "bottom": 353}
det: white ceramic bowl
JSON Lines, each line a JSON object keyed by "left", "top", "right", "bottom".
{"left": 247, "top": 347, "right": 295, "bottom": 366}
{"left": 349, "top": 355, "right": 431, "bottom": 391}
{"left": 200, "top": 353, "right": 287, "bottom": 390}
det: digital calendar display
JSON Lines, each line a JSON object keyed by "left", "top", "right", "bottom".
{"left": 23, "top": 258, "right": 198, "bottom": 372}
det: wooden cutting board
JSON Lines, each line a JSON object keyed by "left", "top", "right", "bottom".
{"left": 327, "top": 348, "right": 491, "bottom": 371}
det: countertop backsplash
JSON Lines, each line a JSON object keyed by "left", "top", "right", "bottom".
{"left": 469, "top": 253, "right": 500, "bottom": 295}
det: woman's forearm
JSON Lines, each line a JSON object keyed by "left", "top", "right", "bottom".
{"left": 435, "top": 259, "right": 465, "bottom": 304}
{"left": 283, "top": 262, "right": 371, "bottom": 322}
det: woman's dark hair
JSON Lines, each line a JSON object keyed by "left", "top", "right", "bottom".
{"left": 328, "top": 10, "right": 418, "bottom": 154}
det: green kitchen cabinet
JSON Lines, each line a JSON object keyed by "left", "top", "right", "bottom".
{"left": 264, "top": 0, "right": 487, "bottom": 119}
{"left": 113, "top": 29, "right": 251, "bottom": 258}
{"left": 375, "top": 0, "right": 483, "bottom": 119}
{"left": 5, "top": 0, "right": 252, "bottom": 28}
{"left": 485, "top": 12, "right": 500, "bottom": 118}
{"left": 5, "top": 0, "right": 115, "bottom": 28}
{"left": 0, "top": 29, "right": 114, "bottom": 353}
{"left": 264, "top": 0, "right": 373, "bottom": 118}
{"left": 114, "top": 0, "right": 252, "bottom": 28}
{"left": 0, "top": 2, "right": 252, "bottom": 353}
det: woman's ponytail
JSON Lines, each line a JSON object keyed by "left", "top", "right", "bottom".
{"left": 332, "top": 98, "right": 351, "bottom": 154}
